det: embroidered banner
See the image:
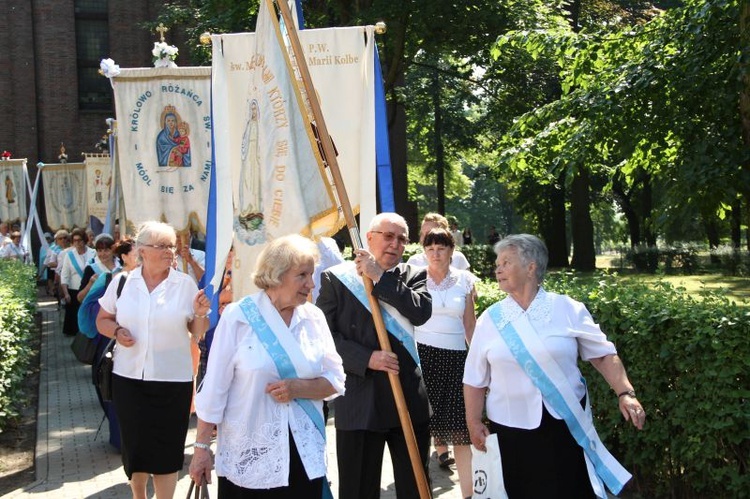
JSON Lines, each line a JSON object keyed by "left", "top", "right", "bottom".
{"left": 83, "top": 153, "right": 112, "bottom": 234}
{"left": 210, "top": 0, "right": 376, "bottom": 298}
{"left": 42, "top": 162, "right": 88, "bottom": 230}
{"left": 111, "top": 67, "right": 212, "bottom": 233}
{"left": 0, "top": 159, "right": 27, "bottom": 223}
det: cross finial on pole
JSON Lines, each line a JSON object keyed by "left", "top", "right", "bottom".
{"left": 156, "top": 23, "right": 168, "bottom": 42}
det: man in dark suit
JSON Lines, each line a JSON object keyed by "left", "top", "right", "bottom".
{"left": 317, "top": 212, "right": 432, "bottom": 499}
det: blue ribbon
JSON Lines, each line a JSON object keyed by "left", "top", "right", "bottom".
{"left": 329, "top": 266, "right": 420, "bottom": 366}
{"left": 487, "top": 303, "right": 629, "bottom": 495}
{"left": 237, "top": 296, "right": 332, "bottom": 498}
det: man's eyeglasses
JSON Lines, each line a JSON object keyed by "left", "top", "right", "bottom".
{"left": 143, "top": 243, "right": 177, "bottom": 252}
{"left": 371, "top": 230, "right": 408, "bottom": 245}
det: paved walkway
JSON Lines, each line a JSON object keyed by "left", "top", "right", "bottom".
{"left": 6, "top": 289, "right": 463, "bottom": 498}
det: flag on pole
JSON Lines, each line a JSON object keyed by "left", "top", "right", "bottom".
{"left": 111, "top": 67, "right": 212, "bottom": 234}
{"left": 0, "top": 159, "right": 27, "bottom": 223}
{"left": 209, "top": 2, "right": 379, "bottom": 298}
{"left": 83, "top": 153, "right": 112, "bottom": 234}
{"left": 41, "top": 162, "right": 88, "bottom": 230}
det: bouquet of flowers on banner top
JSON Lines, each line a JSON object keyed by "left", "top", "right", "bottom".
{"left": 153, "top": 42, "right": 179, "bottom": 68}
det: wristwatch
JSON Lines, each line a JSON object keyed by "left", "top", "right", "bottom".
{"left": 618, "top": 390, "right": 636, "bottom": 399}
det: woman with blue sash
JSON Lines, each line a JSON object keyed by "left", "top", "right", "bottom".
{"left": 464, "top": 234, "right": 645, "bottom": 498}
{"left": 59, "top": 228, "right": 96, "bottom": 336}
{"left": 189, "top": 235, "right": 345, "bottom": 499}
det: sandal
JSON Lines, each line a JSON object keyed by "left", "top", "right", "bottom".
{"left": 438, "top": 451, "right": 455, "bottom": 468}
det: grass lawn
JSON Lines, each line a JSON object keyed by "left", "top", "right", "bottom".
{"left": 596, "top": 254, "right": 750, "bottom": 304}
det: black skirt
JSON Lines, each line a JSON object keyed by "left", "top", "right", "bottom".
{"left": 488, "top": 405, "right": 596, "bottom": 499}
{"left": 417, "top": 343, "right": 470, "bottom": 445}
{"left": 112, "top": 374, "right": 192, "bottom": 479}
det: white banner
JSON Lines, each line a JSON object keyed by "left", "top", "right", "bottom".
{"left": 83, "top": 154, "right": 112, "bottom": 232}
{"left": 0, "top": 159, "right": 27, "bottom": 223}
{"left": 211, "top": 1, "right": 376, "bottom": 297}
{"left": 42, "top": 162, "right": 88, "bottom": 230}
{"left": 112, "top": 67, "right": 212, "bottom": 233}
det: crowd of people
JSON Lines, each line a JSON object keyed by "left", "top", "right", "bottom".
{"left": 4, "top": 213, "right": 646, "bottom": 499}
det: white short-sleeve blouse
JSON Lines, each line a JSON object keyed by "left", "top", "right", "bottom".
{"left": 463, "top": 288, "right": 617, "bottom": 429}
{"left": 98, "top": 267, "right": 198, "bottom": 382}
{"left": 195, "top": 292, "right": 345, "bottom": 490}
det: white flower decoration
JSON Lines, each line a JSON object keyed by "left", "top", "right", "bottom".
{"left": 99, "top": 58, "right": 121, "bottom": 78}
{"left": 152, "top": 42, "right": 179, "bottom": 68}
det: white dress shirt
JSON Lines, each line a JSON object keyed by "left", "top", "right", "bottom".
{"left": 98, "top": 267, "right": 198, "bottom": 382}
{"left": 463, "top": 288, "right": 617, "bottom": 429}
{"left": 174, "top": 248, "right": 206, "bottom": 284}
{"left": 0, "top": 241, "right": 29, "bottom": 262}
{"left": 414, "top": 269, "right": 477, "bottom": 350}
{"left": 60, "top": 247, "right": 96, "bottom": 289}
{"left": 407, "top": 249, "right": 471, "bottom": 270}
{"left": 196, "top": 292, "right": 345, "bottom": 490}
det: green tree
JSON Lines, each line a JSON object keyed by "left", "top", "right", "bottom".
{"left": 494, "top": 0, "right": 749, "bottom": 265}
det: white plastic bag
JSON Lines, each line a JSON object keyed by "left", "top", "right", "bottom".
{"left": 471, "top": 433, "right": 509, "bottom": 499}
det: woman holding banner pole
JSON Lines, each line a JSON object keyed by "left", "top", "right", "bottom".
{"left": 464, "top": 234, "right": 644, "bottom": 498}
{"left": 189, "top": 234, "right": 345, "bottom": 498}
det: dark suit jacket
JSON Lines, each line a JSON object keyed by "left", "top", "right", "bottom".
{"left": 317, "top": 263, "right": 432, "bottom": 431}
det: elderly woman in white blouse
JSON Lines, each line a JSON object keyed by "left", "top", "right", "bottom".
{"left": 96, "top": 221, "right": 210, "bottom": 499}
{"left": 464, "top": 234, "right": 645, "bottom": 498}
{"left": 189, "top": 234, "right": 345, "bottom": 498}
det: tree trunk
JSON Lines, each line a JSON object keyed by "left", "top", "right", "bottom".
{"left": 612, "top": 175, "right": 641, "bottom": 247}
{"left": 739, "top": 1, "right": 750, "bottom": 252}
{"left": 547, "top": 173, "right": 569, "bottom": 268}
{"left": 731, "top": 199, "right": 742, "bottom": 248}
{"left": 432, "top": 67, "right": 446, "bottom": 215}
{"left": 570, "top": 167, "right": 596, "bottom": 270}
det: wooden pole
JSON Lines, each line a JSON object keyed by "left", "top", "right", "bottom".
{"left": 272, "top": 1, "right": 431, "bottom": 497}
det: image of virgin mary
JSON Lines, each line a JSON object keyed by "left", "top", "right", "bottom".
{"left": 156, "top": 105, "right": 191, "bottom": 167}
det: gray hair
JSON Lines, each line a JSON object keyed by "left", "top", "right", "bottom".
{"left": 252, "top": 234, "right": 319, "bottom": 290}
{"left": 134, "top": 221, "right": 176, "bottom": 263}
{"left": 369, "top": 212, "right": 409, "bottom": 239}
{"left": 494, "top": 234, "right": 548, "bottom": 283}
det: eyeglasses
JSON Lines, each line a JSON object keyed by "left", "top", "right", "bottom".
{"left": 71, "top": 238, "right": 83, "bottom": 242}
{"left": 371, "top": 230, "right": 409, "bottom": 245}
{"left": 143, "top": 243, "right": 177, "bottom": 252}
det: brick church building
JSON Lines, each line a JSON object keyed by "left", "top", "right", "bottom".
{"left": 1, "top": 0, "right": 183, "bottom": 169}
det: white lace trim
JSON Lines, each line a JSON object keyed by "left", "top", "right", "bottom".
{"left": 497, "top": 287, "right": 553, "bottom": 329}
{"left": 216, "top": 403, "right": 327, "bottom": 489}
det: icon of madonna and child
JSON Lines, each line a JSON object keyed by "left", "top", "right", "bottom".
{"left": 156, "top": 105, "right": 192, "bottom": 168}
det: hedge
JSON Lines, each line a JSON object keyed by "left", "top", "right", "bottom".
{"left": 0, "top": 260, "right": 37, "bottom": 433}
{"left": 474, "top": 271, "right": 749, "bottom": 498}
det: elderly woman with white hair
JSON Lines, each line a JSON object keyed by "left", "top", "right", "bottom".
{"left": 189, "top": 234, "right": 345, "bottom": 498}
{"left": 96, "top": 221, "right": 211, "bottom": 499}
{"left": 464, "top": 234, "right": 645, "bottom": 498}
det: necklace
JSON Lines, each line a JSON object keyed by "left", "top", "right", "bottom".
{"left": 428, "top": 270, "right": 456, "bottom": 309}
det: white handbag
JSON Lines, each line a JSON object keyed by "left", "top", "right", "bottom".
{"left": 471, "top": 433, "right": 509, "bottom": 499}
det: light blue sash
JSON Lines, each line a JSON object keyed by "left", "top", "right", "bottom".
{"left": 329, "top": 264, "right": 420, "bottom": 366}
{"left": 68, "top": 251, "right": 85, "bottom": 279}
{"left": 487, "top": 303, "right": 631, "bottom": 497}
{"left": 237, "top": 296, "right": 333, "bottom": 499}
{"left": 88, "top": 258, "right": 105, "bottom": 276}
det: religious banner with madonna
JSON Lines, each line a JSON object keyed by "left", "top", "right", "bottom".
{"left": 111, "top": 67, "right": 212, "bottom": 233}
{"left": 83, "top": 153, "right": 112, "bottom": 234}
{"left": 210, "top": 0, "right": 377, "bottom": 297}
{"left": 42, "top": 162, "right": 88, "bottom": 230}
{"left": 0, "top": 158, "right": 28, "bottom": 223}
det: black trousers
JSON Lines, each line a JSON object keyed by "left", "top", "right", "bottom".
{"left": 62, "top": 289, "right": 80, "bottom": 336}
{"left": 336, "top": 423, "right": 430, "bottom": 499}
